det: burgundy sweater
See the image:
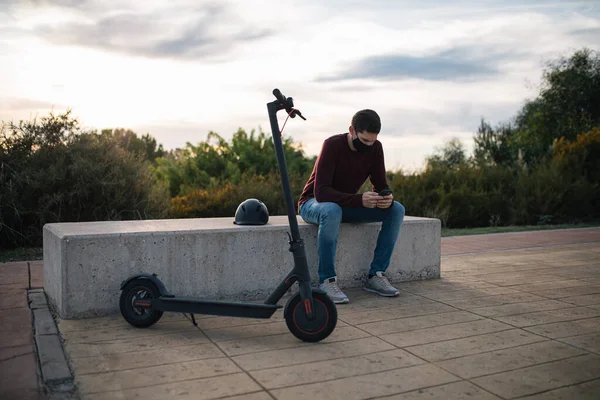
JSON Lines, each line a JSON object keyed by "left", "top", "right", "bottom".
{"left": 297, "top": 133, "right": 390, "bottom": 210}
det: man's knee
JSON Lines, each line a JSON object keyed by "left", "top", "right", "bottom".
{"left": 391, "top": 201, "right": 405, "bottom": 219}
{"left": 319, "top": 202, "right": 342, "bottom": 223}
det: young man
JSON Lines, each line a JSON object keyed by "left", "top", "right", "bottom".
{"left": 297, "top": 109, "right": 405, "bottom": 304}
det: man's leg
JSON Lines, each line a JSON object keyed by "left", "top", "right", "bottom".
{"left": 341, "top": 201, "right": 405, "bottom": 296}
{"left": 299, "top": 198, "right": 349, "bottom": 303}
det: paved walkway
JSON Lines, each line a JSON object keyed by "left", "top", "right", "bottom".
{"left": 0, "top": 260, "right": 44, "bottom": 400}
{"left": 1, "top": 227, "right": 600, "bottom": 399}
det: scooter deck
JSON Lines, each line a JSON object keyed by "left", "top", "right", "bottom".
{"left": 155, "top": 296, "right": 282, "bottom": 318}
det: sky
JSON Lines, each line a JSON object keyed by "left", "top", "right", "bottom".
{"left": 1, "top": 0, "right": 599, "bottom": 172}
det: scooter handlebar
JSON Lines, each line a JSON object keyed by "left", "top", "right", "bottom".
{"left": 272, "top": 88, "right": 306, "bottom": 120}
{"left": 272, "top": 88, "right": 287, "bottom": 104}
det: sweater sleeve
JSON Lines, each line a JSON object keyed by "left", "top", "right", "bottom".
{"left": 314, "top": 139, "right": 364, "bottom": 208}
{"left": 369, "top": 143, "right": 390, "bottom": 193}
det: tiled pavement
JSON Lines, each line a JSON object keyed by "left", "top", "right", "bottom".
{"left": 2, "top": 228, "right": 600, "bottom": 399}
{"left": 0, "top": 260, "right": 44, "bottom": 400}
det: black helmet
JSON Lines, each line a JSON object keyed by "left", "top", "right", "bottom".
{"left": 234, "top": 198, "right": 269, "bottom": 225}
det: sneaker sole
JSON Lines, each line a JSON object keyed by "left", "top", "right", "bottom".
{"left": 363, "top": 287, "right": 400, "bottom": 297}
{"left": 333, "top": 298, "right": 350, "bottom": 304}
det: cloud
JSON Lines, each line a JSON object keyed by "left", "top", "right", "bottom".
{"left": 569, "top": 26, "right": 600, "bottom": 40}
{"left": 0, "top": 97, "right": 67, "bottom": 111}
{"left": 316, "top": 46, "right": 522, "bottom": 83}
{"left": 28, "top": 2, "right": 273, "bottom": 61}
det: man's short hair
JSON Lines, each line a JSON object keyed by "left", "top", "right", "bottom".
{"left": 351, "top": 109, "right": 381, "bottom": 134}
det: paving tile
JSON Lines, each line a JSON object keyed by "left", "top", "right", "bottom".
{"left": 0, "top": 307, "right": 33, "bottom": 348}
{"left": 435, "top": 340, "right": 587, "bottom": 379}
{"left": 218, "top": 324, "right": 370, "bottom": 357}
{"left": 250, "top": 349, "right": 425, "bottom": 389}
{"left": 441, "top": 292, "right": 547, "bottom": 309}
{"left": 339, "top": 302, "right": 456, "bottom": 325}
{"left": 469, "top": 299, "right": 575, "bottom": 317}
{"left": 560, "top": 293, "right": 600, "bottom": 306}
{"left": 456, "top": 265, "right": 562, "bottom": 276}
{"left": 76, "top": 357, "right": 241, "bottom": 394}
{"left": 0, "top": 264, "right": 28, "bottom": 286}
{"left": 0, "top": 389, "right": 44, "bottom": 400}
{"left": 551, "top": 265, "right": 600, "bottom": 279}
{"left": 357, "top": 310, "right": 482, "bottom": 336}
{"left": 232, "top": 336, "right": 395, "bottom": 371}
{"left": 0, "top": 307, "right": 32, "bottom": 332}
{"left": 529, "top": 285, "right": 600, "bottom": 299}
{"left": 405, "top": 329, "right": 546, "bottom": 362}
{"left": 0, "top": 290, "right": 28, "bottom": 309}
{"left": 559, "top": 332, "right": 600, "bottom": 353}
{"left": 507, "top": 279, "right": 590, "bottom": 293}
{"left": 61, "top": 320, "right": 199, "bottom": 343}
{"left": 70, "top": 343, "right": 225, "bottom": 374}
{"left": 57, "top": 311, "right": 190, "bottom": 332}
{"left": 399, "top": 280, "right": 499, "bottom": 294}
{"left": 29, "top": 264, "right": 43, "bottom": 288}
{"left": 194, "top": 313, "right": 285, "bottom": 330}
{"left": 381, "top": 319, "right": 513, "bottom": 348}
{"left": 0, "top": 345, "right": 39, "bottom": 391}
{"left": 220, "top": 393, "right": 273, "bottom": 400}
{"left": 270, "top": 363, "right": 459, "bottom": 400}
{"left": 84, "top": 372, "right": 261, "bottom": 400}
{"left": 472, "top": 354, "right": 600, "bottom": 399}
{"left": 65, "top": 330, "right": 211, "bottom": 358}
{"left": 374, "top": 381, "right": 501, "bottom": 399}
{"left": 477, "top": 274, "right": 570, "bottom": 287}
{"left": 493, "top": 306, "right": 600, "bottom": 327}
{"left": 422, "top": 287, "right": 522, "bottom": 302}
{"left": 516, "top": 378, "right": 600, "bottom": 400}
{"left": 524, "top": 316, "right": 600, "bottom": 339}
{"left": 203, "top": 319, "right": 317, "bottom": 342}
{"left": 582, "top": 277, "right": 600, "bottom": 285}
{"left": 336, "top": 293, "right": 437, "bottom": 315}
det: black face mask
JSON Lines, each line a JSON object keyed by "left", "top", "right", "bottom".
{"left": 352, "top": 133, "right": 372, "bottom": 153}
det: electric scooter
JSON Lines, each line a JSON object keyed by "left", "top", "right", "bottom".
{"left": 118, "top": 89, "right": 338, "bottom": 342}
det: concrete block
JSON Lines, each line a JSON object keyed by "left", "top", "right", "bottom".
{"left": 28, "top": 291, "right": 48, "bottom": 310}
{"left": 34, "top": 307, "right": 58, "bottom": 336}
{"left": 43, "top": 215, "right": 441, "bottom": 319}
{"left": 35, "top": 334, "right": 72, "bottom": 384}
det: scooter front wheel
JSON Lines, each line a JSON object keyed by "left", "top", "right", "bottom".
{"left": 120, "top": 278, "right": 163, "bottom": 328}
{"left": 284, "top": 291, "right": 337, "bottom": 342}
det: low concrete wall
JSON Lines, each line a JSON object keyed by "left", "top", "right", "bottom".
{"left": 43, "top": 215, "right": 441, "bottom": 319}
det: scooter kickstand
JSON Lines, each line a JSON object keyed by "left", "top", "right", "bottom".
{"left": 190, "top": 314, "right": 198, "bottom": 327}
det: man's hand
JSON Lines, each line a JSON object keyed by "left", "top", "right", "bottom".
{"left": 377, "top": 194, "right": 393, "bottom": 209}
{"left": 362, "top": 191, "right": 380, "bottom": 208}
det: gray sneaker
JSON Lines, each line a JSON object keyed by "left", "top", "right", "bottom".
{"left": 319, "top": 277, "right": 349, "bottom": 304}
{"left": 364, "top": 271, "right": 400, "bottom": 297}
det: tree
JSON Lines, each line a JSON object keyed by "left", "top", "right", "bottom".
{"left": 0, "top": 111, "right": 170, "bottom": 248}
{"left": 514, "top": 48, "right": 600, "bottom": 166}
{"left": 152, "top": 128, "right": 315, "bottom": 198}
{"left": 473, "top": 118, "right": 517, "bottom": 167}
{"left": 100, "top": 128, "right": 165, "bottom": 162}
{"left": 425, "top": 137, "right": 467, "bottom": 170}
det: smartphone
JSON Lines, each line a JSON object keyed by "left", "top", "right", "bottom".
{"left": 379, "top": 189, "right": 392, "bottom": 196}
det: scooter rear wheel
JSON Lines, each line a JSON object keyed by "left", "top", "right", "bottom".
{"left": 120, "top": 279, "right": 163, "bottom": 328}
{"left": 285, "top": 291, "right": 337, "bottom": 342}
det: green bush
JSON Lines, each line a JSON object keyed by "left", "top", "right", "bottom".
{"left": 169, "top": 171, "right": 310, "bottom": 219}
{"left": 0, "top": 111, "right": 170, "bottom": 249}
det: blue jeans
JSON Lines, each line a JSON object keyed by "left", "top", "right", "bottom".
{"left": 299, "top": 198, "right": 405, "bottom": 283}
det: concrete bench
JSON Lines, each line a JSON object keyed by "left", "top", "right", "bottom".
{"left": 43, "top": 215, "right": 441, "bottom": 319}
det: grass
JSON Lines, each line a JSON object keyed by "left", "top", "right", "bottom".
{"left": 0, "top": 247, "right": 43, "bottom": 263}
{"left": 2, "top": 222, "right": 598, "bottom": 263}
{"left": 441, "top": 222, "right": 600, "bottom": 237}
